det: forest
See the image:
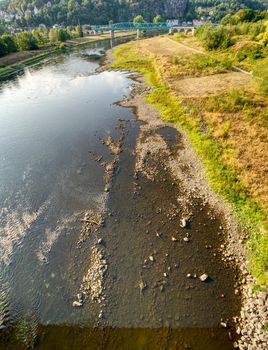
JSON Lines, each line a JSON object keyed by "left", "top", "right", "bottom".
{"left": 0, "top": 0, "right": 267, "bottom": 27}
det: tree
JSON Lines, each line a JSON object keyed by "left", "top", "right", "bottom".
{"left": 48, "top": 28, "right": 71, "bottom": 43}
{"left": 75, "top": 25, "right": 83, "bottom": 38}
{"left": 15, "top": 32, "right": 38, "bottom": 51}
{"left": 0, "top": 38, "right": 8, "bottom": 57}
{"left": 153, "top": 15, "right": 163, "bottom": 23}
{"left": 1, "top": 34, "right": 17, "bottom": 53}
{"left": 133, "top": 15, "right": 145, "bottom": 23}
{"left": 32, "top": 29, "right": 48, "bottom": 46}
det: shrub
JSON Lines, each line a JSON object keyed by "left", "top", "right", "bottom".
{"left": 234, "top": 41, "right": 264, "bottom": 61}
{"left": 133, "top": 15, "right": 145, "bottom": 23}
{"left": 32, "top": 29, "right": 48, "bottom": 46}
{"left": 196, "top": 24, "right": 232, "bottom": 50}
{"left": 15, "top": 32, "right": 38, "bottom": 51}
{"left": 1, "top": 34, "right": 17, "bottom": 53}
{"left": 0, "top": 37, "right": 7, "bottom": 56}
{"left": 49, "top": 28, "right": 71, "bottom": 43}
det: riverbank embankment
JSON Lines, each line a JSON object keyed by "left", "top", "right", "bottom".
{"left": 107, "top": 35, "right": 268, "bottom": 349}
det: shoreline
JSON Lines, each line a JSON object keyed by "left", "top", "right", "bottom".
{"left": 105, "top": 43, "right": 268, "bottom": 349}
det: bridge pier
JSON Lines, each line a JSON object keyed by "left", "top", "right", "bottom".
{"left": 110, "top": 30, "right": 115, "bottom": 39}
{"left": 136, "top": 29, "right": 140, "bottom": 39}
{"left": 169, "top": 28, "right": 174, "bottom": 35}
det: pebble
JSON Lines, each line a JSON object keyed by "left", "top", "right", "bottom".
{"left": 172, "top": 236, "right": 178, "bottom": 242}
{"left": 199, "top": 273, "right": 209, "bottom": 282}
{"left": 180, "top": 218, "right": 187, "bottom": 228}
{"left": 72, "top": 301, "right": 83, "bottom": 307}
{"left": 149, "top": 255, "right": 154, "bottom": 262}
{"left": 183, "top": 237, "right": 190, "bottom": 242}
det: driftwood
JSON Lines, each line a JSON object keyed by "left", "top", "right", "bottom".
{"left": 80, "top": 219, "right": 99, "bottom": 225}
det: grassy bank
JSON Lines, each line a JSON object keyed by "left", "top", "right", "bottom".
{"left": 111, "top": 40, "right": 268, "bottom": 286}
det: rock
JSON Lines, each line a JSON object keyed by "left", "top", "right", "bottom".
{"left": 199, "top": 273, "right": 209, "bottom": 282}
{"left": 139, "top": 280, "right": 147, "bottom": 293}
{"left": 187, "top": 273, "right": 192, "bottom": 278}
{"left": 98, "top": 238, "right": 103, "bottom": 244}
{"left": 172, "top": 236, "right": 178, "bottom": 242}
{"left": 77, "top": 293, "right": 84, "bottom": 303}
{"left": 220, "top": 322, "right": 228, "bottom": 328}
{"left": 163, "top": 273, "right": 168, "bottom": 277}
{"left": 72, "top": 301, "right": 83, "bottom": 307}
{"left": 98, "top": 310, "right": 104, "bottom": 319}
{"left": 183, "top": 237, "right": 190, "bottom": 242}
{"left": 180, "top": 218, "right": 187, "bottom": 228}
{"left": 149, "top": 255, "right": 154, "bottom": 262}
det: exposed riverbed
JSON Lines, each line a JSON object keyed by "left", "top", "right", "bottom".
{"left": 0, "top": 38, "right": 245, "bottom": 349}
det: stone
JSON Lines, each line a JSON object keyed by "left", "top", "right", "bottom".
{"left": 180, "top": 218, "right": 187, "bottom": 228}
{"left": 187, "top": 273, "right": 191, "bottom": 278}
{"left": 220, "top": 322, "right": 228, "bottom": 328}
{"left": 139, "top": 280, "right": 147, "bottom": 292}
{"left": 199, "top": 273, "right": 209, "bottom": 282}
{"left": 183, "top": 237, "right": 190, "bottom": 242}
{"left": 98, "top": 238, "right": 103, "bottom": 244}
{"left": 72, "top": 301, "right": 83, "bottom": 307}
{"left": 149, "top": 255, "right": 154, "bottom": 262}
{"left": 172, "top": 236, "right": 178, "bottom": 242}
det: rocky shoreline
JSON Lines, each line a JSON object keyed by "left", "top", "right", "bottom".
{"left": 119, "top": 76, "right": 268, "bottom": 348}
{"left": 96, "top": 47, "right": 268, "bottom": 348}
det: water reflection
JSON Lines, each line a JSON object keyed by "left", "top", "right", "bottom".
{"left": 0, "top": 42, "right": 134, "bottom": 332}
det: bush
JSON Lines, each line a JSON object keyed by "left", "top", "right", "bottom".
{"left": 75, "top": 25, "right": 83, "bottom": 38}
{"left": 1, "top": 34, "right": 17, "bottom": 53}
{"left": 49, "top": 28, "right": 71, "bottom": 43}
{"left": 15, "top": 32, "right": 38, "bottom": 51}
{"left": 234, "top": 41, "right": 264, "bottom": 61}
{"left": 133, "top": 15, "right": 145, "bottom": 23}
{"left": 0, "top": 37, "right": 7, "bottom": 56}
{"left": 196, "top": 24, "right": 232, "bottom": 50}
{"left": 32, "top": 29, "right": 48, "bottom": 46}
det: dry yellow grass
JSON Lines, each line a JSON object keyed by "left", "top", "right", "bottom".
{"left": 130, "top": 36, "right": 268, "bottom": 216}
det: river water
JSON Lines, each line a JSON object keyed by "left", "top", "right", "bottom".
{"left": 0, "top": 38, "right": 240, "bottom": 349}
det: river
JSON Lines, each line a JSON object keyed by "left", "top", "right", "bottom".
{"left": 0, "top": 37, "right": 240, "bottom": 349}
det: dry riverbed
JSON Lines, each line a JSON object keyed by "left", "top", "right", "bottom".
{"left": 96, "top": 43, "right": 268, "bottom": 349}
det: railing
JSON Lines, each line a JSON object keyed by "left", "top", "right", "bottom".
{"left": 91, "top": 22, "right": 169, "bottom": 32}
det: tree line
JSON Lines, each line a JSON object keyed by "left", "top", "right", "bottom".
{"left": 1, "top": 0, "right": 267, "bottom": 28}
{"left": 0, "top": 25, "right": 83, "bottom": 57}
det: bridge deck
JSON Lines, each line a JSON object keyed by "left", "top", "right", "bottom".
{"left": 91, "top": 22, "right": 194, "bottom": 32}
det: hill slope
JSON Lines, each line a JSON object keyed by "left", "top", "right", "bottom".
{"left": 1, "top": 0, "right": 267, "bottom": 26}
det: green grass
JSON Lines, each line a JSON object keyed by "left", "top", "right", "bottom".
{"left": 0, "top": 51, "right": 51, "bottom": 78}
{"left": 112, "top": 42, "right": 268, "bottom": 286}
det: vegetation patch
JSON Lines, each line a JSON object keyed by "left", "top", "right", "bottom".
{"left": 112, "top": 40, "right": 268, "bottom": 285}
